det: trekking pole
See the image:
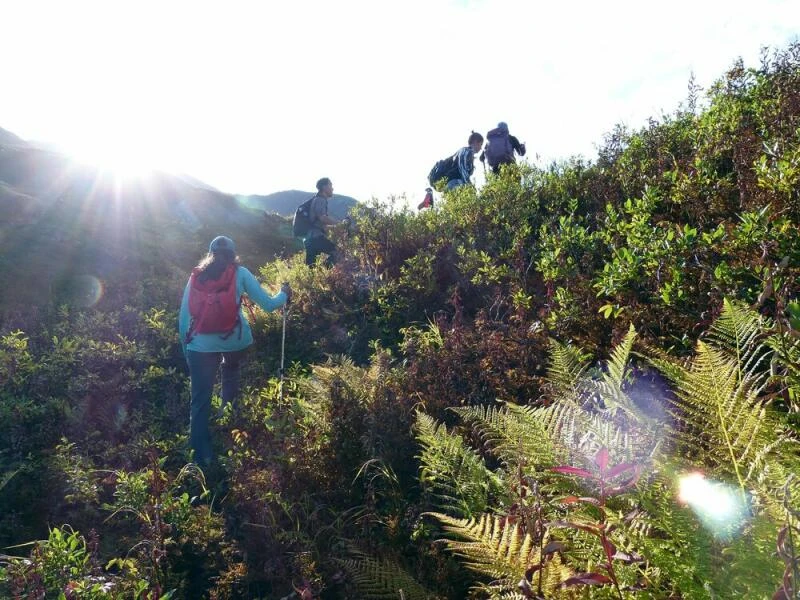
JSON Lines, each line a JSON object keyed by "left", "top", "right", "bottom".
{"left": 279, "top": 284, "right": 288, "bottom": 402}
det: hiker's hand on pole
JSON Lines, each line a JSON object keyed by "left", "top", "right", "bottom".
{"left": 280, "top": 282, "right": 292, "bottom": 306}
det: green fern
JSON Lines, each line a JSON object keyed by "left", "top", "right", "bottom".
{"left": 336, "top": 554, "right": 433, "bottom": 600}
{"left": 705, "top": 298, "right": 771, "bottom": 377}
{"left": 605, "top": 324, "right": 637, "bottom": 392}
{"left": 595, "top": 324, "right": 644, "bottom": 418}
{"left": 652, "top": 339, "right": 787, "bottom": 494}
{"left": 414, "top": 412, "right": 505, "bottom": 517}
{"left": 303, "top": 355, "right": 370, "bottom": 402}
{"left": 526, "top": 399, "right": 586, "bottom": 453}
{"left": 417, "top": 302, "right": 796, "bottom": 597}
{"left": 452, "top": 403, "right": 559, "bottom": 470}
{"left": 627, "top": 464, "right": 779, "bottom": 597}
{"left": 625, "top": 462, "right": 717, "bottom": 599}
{"left": 428, "top": 512, "right": 571, "bottom": 596}
{"left": 546, "top": 339, "right": 590, "bottom": 399}
{"left": 540, "top": 327, "right": 661, "bottom": 466}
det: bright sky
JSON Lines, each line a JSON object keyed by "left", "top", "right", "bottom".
{"left": 1, "top": 0, "right": 798, "bottom": 202}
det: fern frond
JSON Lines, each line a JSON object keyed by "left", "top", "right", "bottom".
{"left": 299, "top": 354, "right": 382, "bottom": 403}
{"left": 605, "top": 323, "right": 637, "bottom": 393}
{"left": 641, "top": 344, "right": 689, "bottom": 386}
{"left": 529, "top": 400, "right": 660, "bottom": 469}
{"left": 336, "top": 554, "right": 433, "bottom": 600}
{"left": 669, "top": 341, "right": 781, "bottom": 490}
{"left": 590, "top": 324, "right": 647, "bottom": 419}
{"left": 648, "top": 329, "right": 797, "bottom": 510}
{"left": 529, "top": 400, "right": 585, "bottom": 452}
{"left": 632, "top": 464, "right": 784, "bottom": 597}
{"left": 428, "top": 512, "right": 571, "bottom": 595}
{"left": 546, "top": 339, "right": 590, "bottom": 399}
{"left": 705, "top": 299, "right": 771, "bottom": 376}
{"left": 542, "top": 330, "right": 656, "bottom": 462}
{"left": 433, "top": 512, "right": 531, "bottom": 579}
{"left": 414, "top": 412, "right": 505, "bottom": 516}
{"left": 453, "top": 404, "right": 558, "bottom": 469}
{"left": 484, "top": 593, "right": 526, "bottom": 600}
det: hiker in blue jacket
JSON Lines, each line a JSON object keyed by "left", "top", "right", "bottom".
{"left": 179, "top": 235, "right": 291, "bottom": 466}
{"left": 428, "top": 132, "right": 485, "bottom": 192}
{"left": 448, "top": 132, "right": 484, "bottom": 190}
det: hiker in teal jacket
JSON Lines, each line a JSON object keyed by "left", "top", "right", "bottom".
{"left": 179, "top": 235, "right": 291, "bottom": 466}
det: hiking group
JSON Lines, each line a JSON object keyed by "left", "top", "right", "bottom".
{"left": 179, "top": 123, "right": 526, "bottom": 466}
{"left": 421, "top": 121, "right": 526, "bottom": 209}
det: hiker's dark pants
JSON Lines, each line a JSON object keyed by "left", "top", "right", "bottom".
{"left": 304, "top": 235, "right": 336, "bottom": 267}
{"left": 490, "top": 161, "right": 515, "bottom": 176}
{"left": 187, "top": 349, "right": 244, "bottom": 466}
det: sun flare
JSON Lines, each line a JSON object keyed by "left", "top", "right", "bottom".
{"left": 69, "top": 140, "right": 157, "bottom": 179}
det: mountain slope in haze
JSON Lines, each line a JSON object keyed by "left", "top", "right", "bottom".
{"left": 0, "top": 126, "right": 28, "bottom": 147}
{"left": 0, "top": 133, "right": 298, "bottom": 311}
{"left": 238, "top": 189, "right": 358, "bottom": 219}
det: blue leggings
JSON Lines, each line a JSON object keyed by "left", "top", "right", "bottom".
{"left": 186, "top": 350, "right": 244, "bottom": 465}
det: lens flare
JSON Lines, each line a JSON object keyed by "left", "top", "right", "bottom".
{"left": 678, "top": 472, "right": 750, "bottom": 539}
{"left": 65, "top": 275, "right": 105, "bottom": 307}
{"left": 114, "top": 404, "right": 129, "bottom": 431}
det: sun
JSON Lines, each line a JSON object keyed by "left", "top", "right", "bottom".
{"left": 69, "top": 139, "right": 158, "bottom": 179}
{"left": 64, "top": 114, "right": 169, "bottom": 179}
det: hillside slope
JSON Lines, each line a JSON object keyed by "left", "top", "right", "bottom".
{"left": 0, "top": 142, "right": 297, "bottom": 311}
{"left": 1, "top": 44, "right": 799, "bottom": 600}
{"left": 0, "top": 126, "right": 27, "bottom": 147}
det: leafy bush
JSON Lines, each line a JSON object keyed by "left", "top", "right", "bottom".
{"left": 2, "top": 41, "right": 800, "bottom": 599}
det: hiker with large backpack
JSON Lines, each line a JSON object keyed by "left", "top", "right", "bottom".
{"left": 479, "top": 121, "right": 526, "bottom": 175}
{"left": 178, "top": 235, "right": 291, "bottom": 466}
{"left": 293, "top": 177, "right": 342, "bottom": 267}
{"left": 428, "top": 131, "right": 484, "bottom": 191}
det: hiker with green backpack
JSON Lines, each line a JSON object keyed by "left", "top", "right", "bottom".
{"left": 292, "top": 177, "right": 347, "bottom": 267}
{"left": 428, "top": 131, "right": 484, "bottom": 191}
{"left": 179, "top": 235, "right": 291, "bottom": 467}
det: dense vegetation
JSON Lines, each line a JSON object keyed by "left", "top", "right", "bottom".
{"left": 1, "top": 44, "right": 799, "bottom": 599}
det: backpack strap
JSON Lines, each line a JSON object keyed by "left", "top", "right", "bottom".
{"left": 307, "top": 195, "right": 322, "bottom": 229}
{"left": 241, "top": 296, "right": 257, "bottom": 323}
{"left": 216, "top": 265, "right": 243, "bottom": 341}
{"left": 184, "top": 270, "right": 203, "bottom": 345}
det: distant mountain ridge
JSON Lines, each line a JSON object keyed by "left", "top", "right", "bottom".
{"left": 0, "top": 126, "right": 27, "bottom": 147}
{"left": 237, "top": 189, "right": 358, "bottom": 219}
{"left": 0, "top": 126, "right": 305, "bottom": 310}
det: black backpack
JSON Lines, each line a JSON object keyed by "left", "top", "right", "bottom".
{"left": 292, "top": 196, "right": 316, "bottom": 237}
{"left": 428, "top": 154, "right": 457, "bottom": 186}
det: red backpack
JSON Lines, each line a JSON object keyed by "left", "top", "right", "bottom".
{"left": 185, "top": 264, "right": 241, "bottom": 343}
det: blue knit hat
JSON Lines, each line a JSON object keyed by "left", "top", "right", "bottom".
{"left": 209, "top": 235, "right": 235, "bottom": 254}
{"left": 497, "top": 121, "right": 509, "bottom": 132}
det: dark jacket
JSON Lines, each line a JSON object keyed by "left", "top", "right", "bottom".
{"left": 479, "top": 132, "right": 526, "bottom": 166}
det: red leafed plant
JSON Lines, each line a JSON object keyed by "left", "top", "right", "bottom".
{"left": 549, "top": 447, "right": 644, "bottom": 599}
